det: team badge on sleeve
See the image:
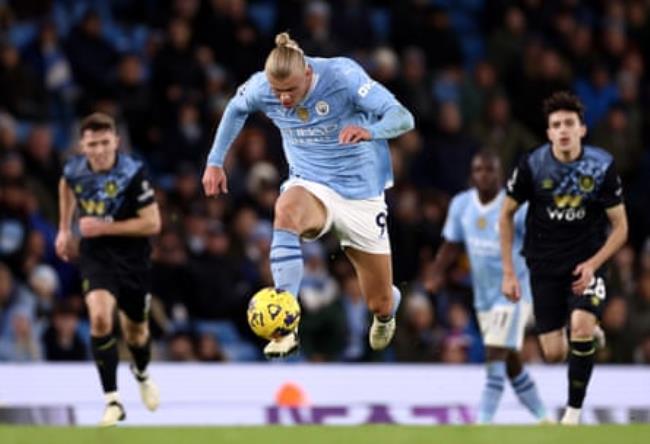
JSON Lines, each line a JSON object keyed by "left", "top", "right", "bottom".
{"left": 138, "top": 180, "right": 155, "bottom": 202}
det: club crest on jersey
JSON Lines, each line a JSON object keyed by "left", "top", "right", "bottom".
{"left": 579, "top": 175, "right": 595, "bottom": 192}
{"left": 315, "top": 100, "right": 330, "bottom": 116}
{"left": 104, "top": 180, "right": 118, "bottom": 197}
{"left": 541, "top": 178, "right": 554, "bottom": 190}
{"left": 296, "top": 106, "right": 309, "bottom": 122}
{"left": 74, "top": 184, "right": 83, "bottom": 193}
{"left": 476, "top": 217, "right": 487, "bottom": 230}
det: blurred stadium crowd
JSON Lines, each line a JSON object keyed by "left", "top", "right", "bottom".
{"left": 1, "top": 0, "right": 650, "bottom": 364}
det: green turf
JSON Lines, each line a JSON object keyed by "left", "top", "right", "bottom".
{"left": 1, "top": 425, "right": 649, "bottom": 444}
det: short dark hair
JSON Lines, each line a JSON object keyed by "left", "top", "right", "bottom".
{"left": 79, "top": 112, "right": 116, "bottom": 136}
{"left": 543, "top": 91, "right": 585, "bottom": 124}
{"left": 473, "top": 148, "right": 500, "bottom": 165}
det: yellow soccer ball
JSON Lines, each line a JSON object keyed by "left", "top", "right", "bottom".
{"left": 247, "top": 288, "right": 301, "bottom": 340}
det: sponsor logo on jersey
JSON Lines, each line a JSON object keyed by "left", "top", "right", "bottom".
{"left": 296, "top": 107, "right": 309, "bottom": 122}
{"left": 357, "top": 79, "right": 376, "bottom": 97}
{"left": 547, "top": 194, "right": 586, "bottom": 221}
{"left": 553, "top": 194, "right": 582, "bottom": 208}
{"left": 79, "top": 199, "right": 107, "bottom": 216}
{"left": 315, "top": 100, "right": 330, "bottom": 116}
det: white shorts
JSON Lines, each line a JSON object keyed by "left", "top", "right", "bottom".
{"left": 282, "top": 178, "right": 391, "bottom": 254}
{"left": 477, "top": 301, "right": 532, "bottom": 350}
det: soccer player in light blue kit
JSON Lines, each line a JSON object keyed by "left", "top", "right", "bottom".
{"left": 428, "top": 151, "right": 550, "bottom": 423}
{"left": 202, "top": 33, "right": 414, "bottom": 358}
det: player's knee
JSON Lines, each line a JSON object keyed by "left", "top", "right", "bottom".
{"left": 124, "top": 324, "right": 148, "bottom": 346}
{"left": 542, "top": 348, "right": 566, "bottom": 363}
{"left": 90, "top": 314, "right": 113, "bottom": 336}
{"left": 274, "top": 200, "right": 303, "bottom": 231}
{"left": 570, "top": 327, "right": 594, "bottom": 340}
{"left": 125, "top": 331, "right": 148, "bottom": 346}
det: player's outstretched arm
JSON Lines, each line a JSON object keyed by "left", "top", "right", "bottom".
{"left": 499, "top": 195, "right": 521, "bottom": 301}
{"left": 572, "top": 203, "right": 628, "bottom": 295}
{"left": 203, "top": 78, "right": 257, "bottom": 196}
{"left": 79, "top": 203, "right": 161, "bottom": 238}
{"left": 339, "top": 105, "right": 414, "bottom": 145}
{"left": 56, "top": 178, "right": 77, "bottom": 262}
{"left": 365, "top": 105, "right": 414, "bottom": 140}
{"left": 425, "top": 241, "right": 463, "bottom": 294}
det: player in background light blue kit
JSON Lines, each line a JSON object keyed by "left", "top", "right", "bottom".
{"left": 427, "top": 151, "right": 551, "bottom": 423}
{"left": 202, "top": 33, "right": 414, "bottom": 358}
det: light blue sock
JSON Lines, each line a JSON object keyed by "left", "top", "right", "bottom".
{"left": 390, "top": 286, "right": 402, "bottom": 318}
{"left": 270, "top": 229, "right": 303, "bottom": 297}
{"left": 478, "top": 361, "right": 506, "bottom": 423}
{"left": 511, "top": 368, "right": 547, "bottom": 420}
{"left": 378, "top": 286, "right": 402, "bottom": 321}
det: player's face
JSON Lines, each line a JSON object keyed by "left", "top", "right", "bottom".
{"left": 546, "top": 110, "right": 587, "bottom": 155}
{"left": 470, "top": 155, "right": 500, "bottom": 194}
{"left": 80, "top": 129, "right": 119, "bottom": 172}
{"left": 267, "top": 66, "right": 313, "bottom": 108}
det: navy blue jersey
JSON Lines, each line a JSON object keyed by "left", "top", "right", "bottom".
{"left": 63, "top": 153, "right": 155, "bottom": 271}
{"left": 506, "top": 144, "right": 623, "bottom": 275}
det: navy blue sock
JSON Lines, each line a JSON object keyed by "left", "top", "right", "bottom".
{"left": 91, "top": 334, "right": 119, "bottom": 393}
{"left": 128, "top": 338, "right": 151, "bottom": 376}
{"left": 568, "top": 338, "right": 596, "bottom": 408}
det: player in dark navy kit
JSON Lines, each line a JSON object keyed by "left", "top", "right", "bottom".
{"left": 500, "top": 92, "right": 628, "bottom": 425}
{"left": 56, "top": 113, "right": 162, "bottom": 426}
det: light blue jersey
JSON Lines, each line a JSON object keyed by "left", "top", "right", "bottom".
{"left": 207, "top": 57, "right": 414, "bottom": 199}
{"left": 442, "top": 189, "right": 532, "bottom": 311}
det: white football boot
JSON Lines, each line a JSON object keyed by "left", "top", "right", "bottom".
{"left": 369, "top": 315, "right": 396, "bottom": 351}
{"left": 264, "top": 331, "right": 299, "bottom": 359}
{"left": 560, "top": 407, "right": 581, "bottom": 425}
{"left": 99, "top": 401, "right": 126, "bottom": 427}
{"left": 130, "top": 365, "right": 160, "bottom": 411}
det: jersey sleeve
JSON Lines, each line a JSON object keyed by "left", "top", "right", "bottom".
{"left": 340, "top": 59, "right": 396, "bottom": 113}
{"left": 506, "top": 154, "right": 533, "bottom": 204}
{"left": 338, "top": 59, "right": 414, "bottom": 141}
{"left": 442, "top": 194, "right": 466, "bottom": 243}
{"left": 598, "top": 160, "right": 624, "bottom": 208}
{"left": 125, "top": 167, "right": 156, "bottom": 211}
{"left": 62, "top": 156, "right": 80, "bottom": 185}
{"left": 514, "top": 202, "right": 528, "bottom": 238}
{"left": 206, "top": 72, "right": 263, "bottom": 167}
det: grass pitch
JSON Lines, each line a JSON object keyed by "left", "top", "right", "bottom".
{"left": 1, "top": 424, "right": 649, "bottom": 444}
